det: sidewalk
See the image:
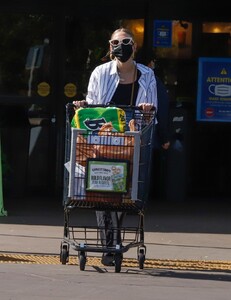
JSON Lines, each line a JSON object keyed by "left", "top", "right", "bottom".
{"left": 0, "top": 197, "right": 231, "bottom": 262}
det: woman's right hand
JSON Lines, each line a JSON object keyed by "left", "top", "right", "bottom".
{"left": 72, "top": 100, "right": 87, "bottom": 108}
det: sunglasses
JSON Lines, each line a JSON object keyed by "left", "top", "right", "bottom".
{"left": 109, "top": 38, "right": 134, "bottom": 46}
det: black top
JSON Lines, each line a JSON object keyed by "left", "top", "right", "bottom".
{"left": 110, "top": 70, "right": 141, "bottom": 106}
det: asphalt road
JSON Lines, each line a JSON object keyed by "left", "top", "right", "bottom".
{"left": 1, "top": 263, "right": 230, "bottom": 300}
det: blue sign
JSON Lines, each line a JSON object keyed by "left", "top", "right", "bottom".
{"left": 153, "top": 20, "right": 172, "bottom": 48}
{"left": 197, "top": 57, "right": 231, "bottom": 122}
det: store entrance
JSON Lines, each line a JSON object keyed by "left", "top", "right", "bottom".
{"left": 0, "top": 14, "right": 123, "bottom": 208}
{"left": 0, "top": 14, "right": 58, "bottom": 204}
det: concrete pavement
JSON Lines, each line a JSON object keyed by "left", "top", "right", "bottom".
{"left": 1, "top": 197, "right": 231, "bottom": 300}
{"left": 1, "top": 197, "right": 231, "bottom": 263}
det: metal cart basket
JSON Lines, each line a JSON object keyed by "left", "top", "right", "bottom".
{"left": 60, "top": 104, "right": 155, "bottom": 272}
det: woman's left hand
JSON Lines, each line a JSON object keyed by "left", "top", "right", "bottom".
{"left": 138, "top": 103, "right": 154, "bottom": 112}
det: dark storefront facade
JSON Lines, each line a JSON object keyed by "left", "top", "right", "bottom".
{"left": 0, "top": 0, "right": 231, "bottom": 207}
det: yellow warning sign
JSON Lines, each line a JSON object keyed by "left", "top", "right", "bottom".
{"left": 64, "top": 83, "right": 77, "bottom": 98}
{"left": 221, "top": 68, "right": 227, "bottom": 75}
{"left": 37, "top": 82, "right": 50, "bottom": 97}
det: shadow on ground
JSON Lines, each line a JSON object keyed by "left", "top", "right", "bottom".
{"left": 1, "top": 196, "right": 231, "bottom": 234}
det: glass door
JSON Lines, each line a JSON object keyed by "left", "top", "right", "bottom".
{"left": 0, "top": 14, "right": 57, "bottom": 199}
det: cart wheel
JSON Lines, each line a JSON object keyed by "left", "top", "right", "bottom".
{"left": 138, "top": 249, "right": 145, "bottom": 269}
{"left": 60, "top": 244, "right": 69, "bottom": 265}
{"left": 79, "top": 252, "right": 86, "bottom": 271}
{"left": 114, "top": 254, "right": 122, "bottom": 273}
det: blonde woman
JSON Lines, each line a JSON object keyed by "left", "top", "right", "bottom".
{"left": 73, "top": 27, "right": 158, "bottom": 266}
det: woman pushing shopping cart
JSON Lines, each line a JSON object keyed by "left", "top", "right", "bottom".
{"left": 60, "top": 27, "right": 157, "bottom": 272}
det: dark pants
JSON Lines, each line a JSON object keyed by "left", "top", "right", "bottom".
{"left": 96, "top": 211, "right": 125, "bottom": 247}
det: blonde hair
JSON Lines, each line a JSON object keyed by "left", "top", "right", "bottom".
{"left": 111, "top": 27, "right": 135, "bottom": 40}
{"left": 109, "top": 27, "right": 135, "bottom": 60}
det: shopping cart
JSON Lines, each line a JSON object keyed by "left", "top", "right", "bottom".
{"left": 60, "top": 103, "right": 156, "bottom": 273}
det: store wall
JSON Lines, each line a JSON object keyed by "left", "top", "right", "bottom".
{"left": 0, "top": 2, "right": 231, "bottom": 204}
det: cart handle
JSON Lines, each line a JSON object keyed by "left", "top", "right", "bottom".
{"left": 66, "top": 102, "right": 156, "bottom": 112}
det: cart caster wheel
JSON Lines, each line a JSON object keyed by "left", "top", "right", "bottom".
{"left": 79, "top": 252, "right": 86, "bottom": 271}
{"left": 114, "top": 254, "right": 122, "bottom": 273}
{"left": 60, "top": 245, "right": 69, "bottom": 265}
{"left": 138, "top": 249, "right": 145, "bottom": 269}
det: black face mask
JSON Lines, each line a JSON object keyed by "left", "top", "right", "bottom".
{"left": 111, "top": 44, "right": 133, "bottom": 63}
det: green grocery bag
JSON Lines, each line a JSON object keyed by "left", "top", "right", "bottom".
{"left": 71, "top": 107, "right": 126, "bottom": 133}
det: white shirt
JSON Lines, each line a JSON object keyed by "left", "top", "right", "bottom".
{"left": 86, "top": 60, "right": 158, "bottom": 111}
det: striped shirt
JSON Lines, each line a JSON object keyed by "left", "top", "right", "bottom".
{"left": 86, "top": 60, "right": 158, "bottom": 112}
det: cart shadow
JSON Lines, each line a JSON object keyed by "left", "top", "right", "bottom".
{"left": 126, "top": 268, "right": 231, "bottom": 282}
{"left": 90, "top": 266, "right": 231, "bottom": 282}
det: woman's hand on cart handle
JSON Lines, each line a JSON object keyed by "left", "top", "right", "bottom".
{"left": 72, "top": 100, "right": 88, "bottom": 109}
{"left": 138, "top": 103, "right": 155, "bottom": 112}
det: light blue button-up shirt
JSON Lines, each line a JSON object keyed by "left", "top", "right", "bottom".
{"left": 86, "top": 60, "right": 158, "bottom": 112}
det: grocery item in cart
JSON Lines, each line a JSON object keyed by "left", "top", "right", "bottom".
{"left": 71, "top": 107, "right": 126, "bottom": 133}
{"left": 76, "top": 134, "right": 96, "bottom": 166}
{"left": 72, "top": 107, "right": 127, "bottom": 167}
{"left": 94, "top": 120, "right": 136, "bottom": 162}
{"left": 64, "top": 161, "right": 85, "bottom": 197}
